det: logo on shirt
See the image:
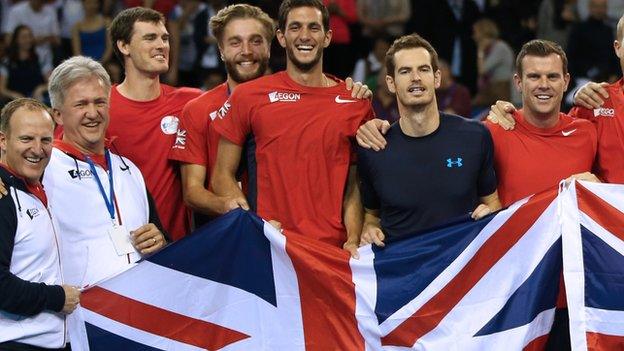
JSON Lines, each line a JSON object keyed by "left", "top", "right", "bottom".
{"left": 209, "top": 110, "right": 218, "bottom": 121}
{"left": 335, "top": 96, "right": 357, "bottom": 104}
{"left": 562, "top": 129, "right": 577, "bottom": 137}
{"left": 446, "top": 158, "right": 463, "bottom": 168}
{"left": 593, "top": 108, "right": 615, "bottom": 117}
{"left": 216, "top": 102, "right": 231, "bottom": 119}
{"left": 160, "top": 116, "right": 179, "bottom": 135}
{"left": 268, "top": 91, "right": 301, "bottom": 103}
{"left": 26, "top": 208, "right": 40, "bottom": 219}
{"left": 173, "top": 129, "right": 187, "bottom": 149}
{"left": 68, "top": 169, "right": 93, "bottom": 179}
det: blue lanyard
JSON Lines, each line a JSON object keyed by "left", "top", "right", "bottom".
{"left": 85, "top": 150, "right": 115, "bottom": 222}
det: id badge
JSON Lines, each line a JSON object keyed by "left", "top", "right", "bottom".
{"left": 108, "top": 224, "right": 135, "bottom": 256}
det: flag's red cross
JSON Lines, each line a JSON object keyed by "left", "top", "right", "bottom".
{"left": 82, "top": 286, "right": 250, "bottom": 350}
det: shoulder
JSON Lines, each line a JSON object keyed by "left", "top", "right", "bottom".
{"left": 442, "top": 113, "right": 489, "bottom": 134}
{"left": 163, "top": 84, "right": 202, "bottom": 100}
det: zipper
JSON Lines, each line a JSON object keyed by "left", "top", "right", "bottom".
{"left": 46, "top": 206, "right": 67, "bottom": 347}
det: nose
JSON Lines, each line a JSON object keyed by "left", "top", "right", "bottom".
{"left": 537, "top": 76, "right": 549, "bottom": 89}
{"left": 299, "top": 27, "right": 311, "bottom": 41}
{"left": 84, "top": 102, "right": 98, "bottom": 117}
{"left": 32, "top": 139, "right": 44, "bottom": 155}
{"left": 241, "top": 40, "right": 251, "bottom": 55}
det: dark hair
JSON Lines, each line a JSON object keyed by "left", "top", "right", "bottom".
{"left": 210, "top": 4, "right": 275, "bottom": 45}
{"left": 109, "top": 7, "right": 165, "bottom": 65}
{"left": 7, "top": 25, "right": 37, "bottom": 63}
{"left": 0, "top": 98, "right": 51, "bottom": 134}
{"left": 515, "top": 39, "right": 568, "bottom": 76}
{"left": 385, "top": 33, "right": 439, "bottom": 77}
{"left": 278, "top": 0, "right": 329, "bottom": 32}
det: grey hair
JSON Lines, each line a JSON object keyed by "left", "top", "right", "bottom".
{"left": 48, "top": 56, "right": 111, "bottom": 108}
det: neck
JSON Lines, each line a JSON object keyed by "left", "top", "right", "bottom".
{"left": 286, "top": 61, "right": 332, "bottom": 87}
{"left": 117, "top": 66, "right": 161, "bottom": 101}
{"left": 226, "top": 77, "right": 239, "bottom": 91}
{"left": 522, "top": 108, "right": 560, "bottom": 129}
{"left": 398, "top": 101, "right": 440, "bottom": 137}
{"left": 61, "top": 136, "right": 105, "bottom": 155}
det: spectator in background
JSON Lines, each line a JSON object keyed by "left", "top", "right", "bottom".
{"left": 567, "top": 0, "right": 619, "bottom": 83}
{"left": 2, "top": 0, "right": 60, "bottom": 70}
{"left": 409, "top": 0, "right": 481, "bottom": 94}
{"left": 472, "top": 18, "right": 513, "bottom": 109}
{"left": 351, "top": 36, "right": 390, "bottom": 90}
{"left": 58, "top": 0, "right": 85, "bottom": 63}
{"left": 170, "top": 0, "right": 205, "bottom": 87}
{"left": 371, "top": 66, "right": 399, "bottom": 123}
{"left": 436, "top": 59, "right": 471, "bottom": 118}
{"left": 537, "top": 0, "right": 577, "bottom": 48}
{"left": 0, "top": 25, "right": 49, "bottom": 102}
{"left": 71, "top": 0, "right": 112, "bottom": 63}
{"left": 322, "top": 0, "right": 357, "bottom": 79}
{"left": 193, "top": 0, "right": 226, "bottom": 89}
{"left": 357, "top": 0, "right": 410, "bottom": 41}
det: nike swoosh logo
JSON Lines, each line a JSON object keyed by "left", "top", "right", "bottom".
{"left": 335, "top": 96, "right": 357, "bottom": 104}
{"left": 562, "top": 129, "right": 577, "bottom": 137}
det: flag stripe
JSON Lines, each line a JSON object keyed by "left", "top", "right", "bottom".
{"left": 586, "top": 332, "right": 624, "bottom": 351}
{"left": 285, "top": 233, "right": 365, "bottom": 351}
{"left": 381, "top": 190, "right": 557, "bottom": 347}
{"left": 577, "top": 183, "right": 624, "bottom": 241}
{"left": 82, "top": 286, "right": 250, "bottom": 350}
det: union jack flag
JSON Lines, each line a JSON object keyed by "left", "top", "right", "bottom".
{"left": 68, "top": 188, "right": 569, "bottom": 350}
{"left": 563, "top": 181, "right": 624, "bottom": 351}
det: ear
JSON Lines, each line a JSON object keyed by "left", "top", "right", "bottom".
{"left": 276, "top": 29, "right": 286, "bottom": 49}
{"left": 563, "top": 72, "right": 570, "bottom": 92}
{"left": 385, "top": 74, "right": 396, "bottom": 94}
{"left": 52, "top": 109, "right": 63, "bottom": 126}
{"left": 117, "top": 40, "right": 130, "bottom": 56}
{"left": 0, "top": 131, "right": 7, "bottom": 153}
{"left": 614, "top": 40, "right": 622, "bottom": 59}
{"left": 513, "top": 73, "right": 522, "bottom": 93}
{"left": 323, "top": 29, "right": 332, "bottom": 48}
{"left": 434, "top": 69, "right": 441, "bottom": 89}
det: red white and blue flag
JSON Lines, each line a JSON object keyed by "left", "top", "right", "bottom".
{"left": 67, "top": 187, "right": 573, "bottom": 350}
{"left": 563, "top": 181, "right": 624, "bottom": 351}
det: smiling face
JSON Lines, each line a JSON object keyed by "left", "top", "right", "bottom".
{"left": 277, "top": 6, "right": 331, "bottom": 73}
{"left": 220, "top": 18, "right": 271, "bottom": 84}
{"left": 515, "top": 53, "right": 569, "bottom": 123}
{"left": 0, "top": 107, "right": 54, "bottom": 184}
{"left": 54, "top": 76, "right": 110, "bottom": 154}
{"left": 386, "top": 47, "right": 440, "bottom": 110}
{"left": 118, "top": 20, "right": 170, "bottom": 76}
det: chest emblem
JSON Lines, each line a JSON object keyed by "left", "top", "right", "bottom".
{"left": 160, "top": 116, "right": 179, "bottom": 135}
{"left": 446, "top": 158, "right": 463, "bottom": 168}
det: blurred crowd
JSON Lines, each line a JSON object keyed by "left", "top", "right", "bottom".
{"left": 0, "top": 0, "right": 621, "bottom": 117}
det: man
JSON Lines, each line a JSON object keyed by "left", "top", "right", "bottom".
{"left": 211, "top": 0, "right": 373, "bottom": 256}
{"left": 0, "top": 99, "right": 80, "bottom": 350}
{"left": 494, "top": 12, "right": 624, "bottom": 184}
{"left": 46, "top": 56, "right": 166, "bottom": 288}
{"left": 107, "top": 7, "right": 202, "bottom": 240}
{"left": 170, "top": 3, "right": 371, "bottom": 226}
{"left": 358, "top": 34, "right": 500, "bottom": 246}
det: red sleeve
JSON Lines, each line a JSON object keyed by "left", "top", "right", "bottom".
{"left": 211, "top": 90, "right": 252, "bottom": 146}
{"left": 169, "top": 101, "right": 208, "bottom": 165}
{"left": 568, "top": 106, "right": 595, "bottom": 121}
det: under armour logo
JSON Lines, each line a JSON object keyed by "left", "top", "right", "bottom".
{"left": 446, "top": 158, "right": 463, "bottom": 168}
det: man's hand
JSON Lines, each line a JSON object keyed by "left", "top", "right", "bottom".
{"left": 131, "top": 223, "right": 166, "bottom": 255}
{"left": 345, "top": 77, "right": 372, "bottom": 99}
{"left": 0, "top": 177, "right": 6, "bottom": 198}
{"left": 566, "top": 172, "right": 602, "bottom": 184}
{"left": 356, "top": 119, "right": 391, "bottom": 151}
{"left": 574, "top": 82, "right": 609, "bottom": 109}
{"left": 223, "top": 196, "right": 249, "bottom": 212}
{"left": 61, "top": 285, "right": 80, "bottom": 314}
{"left": 471, "top": 204, "right": 493, "bottom": 220}
{"left": 360, "top": 222, "right": 385, "bottom": 247}
{"left": 343, "top": 240, "right": 360, "bottom": 259}
{"left": 486, "top": 100, "right": 517, "bottom": 130}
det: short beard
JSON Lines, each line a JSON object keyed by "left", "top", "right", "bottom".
{"left": 226, "top": 57, "right": 269, "bottom": 84}
{"left": 286, "top": 45, "right": 324, "bottom": 72}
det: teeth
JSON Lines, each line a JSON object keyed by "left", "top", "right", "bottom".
{"left": 297, "top": 45, "right": 313, "bottom": 51}
{"left": 536, "top": 95, "right": 551, "bottom": 100}
{"left": 408, "top": 87, "right": 425, "bottom": 93}
{"left": 26, "top": 157, "right": 41, "bottom": 163}
{"left": 239, "top": 61, "right": 254, "bottom": 66}
{"left": 84, "top": 122, "right": 99, "bottom": 127}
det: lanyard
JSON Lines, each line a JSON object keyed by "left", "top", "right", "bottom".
{"left": 85, "top": 150, "right": 115, "bottom": 222}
